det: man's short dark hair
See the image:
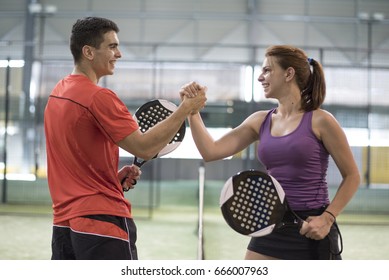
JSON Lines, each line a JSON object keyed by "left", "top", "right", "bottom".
{"left": 70, "top": 17, "right": 119, "bottom": 63}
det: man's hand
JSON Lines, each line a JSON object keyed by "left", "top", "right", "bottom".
{"left": 118, "top": 165, "right": 142, "bottom": 191}
{"left": 179, "top": 81, "right": 208, "bottom": 114}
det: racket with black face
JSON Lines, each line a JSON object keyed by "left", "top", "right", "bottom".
{"left": 121, "top": 99, "right": 186, "bottom": 190}
{"left": 220, "top": 169, "right": 304, "bottom": 237}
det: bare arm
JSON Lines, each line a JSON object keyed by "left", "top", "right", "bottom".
{"left": 188, "top": 110, "right": 267, "bottom": 162}
{"left": 314, "top": 109, "right": 360, "bottom": 217}
{"left": 300, "top": 109, "right": 360, "bottom": 239}
{"left": 118, "top": 88, "right": 206, "bottom": 160}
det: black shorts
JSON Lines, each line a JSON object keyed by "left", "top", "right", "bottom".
{"left": 247, "top": 207, "right": 342, "bottom": 260}
{"left": 51, "top": 215, "right": 137, "bottom": 260}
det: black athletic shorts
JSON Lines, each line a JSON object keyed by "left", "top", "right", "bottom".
{"left": 51, "top": 215, "right": 137, "bottom": 260}
{"left": 247, "top": 207, "right": 342, "bottom": 260}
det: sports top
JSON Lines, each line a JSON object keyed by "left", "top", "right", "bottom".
{"left": 44, "top": 75, "right": 139, "bottom": 223}
{"left": 257, "top": 108, "right": 330, "bottom": 211}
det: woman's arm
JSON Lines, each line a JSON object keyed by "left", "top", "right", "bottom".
{"left": 188, "top": 110, "right": 268, "bottom": 162}
{"left": 300, "top": 109, "right": 360, "bottom": 240}
{"left": 314, "top": 109, "right": 360, "bottom": 217}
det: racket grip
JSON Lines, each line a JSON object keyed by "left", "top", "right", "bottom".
{"left": 297, "top": 219, "right": 304, "bottom": 229}
{"left": 133, "top": 157, "right": 145, "bottom": 168}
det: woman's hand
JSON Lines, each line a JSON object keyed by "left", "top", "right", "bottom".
{"left": 179, "top": 81, "right": 208, "bottom": 114}
{"left": 299, "top": 213, "right": 334, "bottom": 240}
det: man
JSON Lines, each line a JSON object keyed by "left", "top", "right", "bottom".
{"left": 44, "top": 17, "right": 206, "bottom": 260}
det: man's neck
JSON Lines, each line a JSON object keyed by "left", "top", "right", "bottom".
{"left": 72, "top": 65, "right": 99, "bottom": 84}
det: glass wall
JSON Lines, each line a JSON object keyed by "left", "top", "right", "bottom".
{"left": 1, "top": 47, "right": 389, "bottom": 190}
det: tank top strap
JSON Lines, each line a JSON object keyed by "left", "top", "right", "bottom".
{"left": 259, "top": 109, "right": 313, "bottom": 138}
{"left": 299, "top": 110, "right": 313, "bottom": 133}
{"left": 259, "top": 108, "right": 277, "bottom": 138}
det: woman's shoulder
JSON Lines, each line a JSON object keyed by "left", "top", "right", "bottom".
{"left": 247, "top": 109, "right": 273, "bottom": 123}
{"left": 311, "top": 108, "right": 341, "bottom": 137}
{"left": 312, "top": 108, "right": 337, "bottom": 123}
{"left": 242, "top": 109, "right": 274, "bottom": 135}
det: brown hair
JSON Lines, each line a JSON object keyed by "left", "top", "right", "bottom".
{"left": 265, "top": 45, "right": 326, "bottom": 111}
{"left": 70, "top": 17, "right": 120, "bottom": 63}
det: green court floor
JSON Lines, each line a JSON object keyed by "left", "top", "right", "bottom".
{"left": 0, "top": 204, "right": 388, "bottom": 260}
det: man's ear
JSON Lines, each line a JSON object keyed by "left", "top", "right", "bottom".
{"left": 285, "top": 67, "right": 295, "bottom": 81}
{"left": 82, "top": 45, "right": 94, "bottom": 61}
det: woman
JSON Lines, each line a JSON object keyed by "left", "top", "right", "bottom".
{"left": 182, "top": 45, "right": 360, "bottom": 259}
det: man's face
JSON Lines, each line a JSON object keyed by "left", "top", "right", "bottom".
{"left": 91, "top": 30, "right": 122, "bottom": 78}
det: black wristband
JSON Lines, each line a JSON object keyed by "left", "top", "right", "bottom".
{"left": 324, "top": 210, "right": 336, "bottom": 222}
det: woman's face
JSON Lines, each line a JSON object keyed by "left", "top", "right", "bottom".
{"left": 258, "top": 56, "right": 287, "bottom": 99}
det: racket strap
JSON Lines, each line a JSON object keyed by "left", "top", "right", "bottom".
{"left": 329, "top": 221, "right": 343, "bottom": 258}
{"left": 295, "top": 207, "right": 343, "bottom": 259}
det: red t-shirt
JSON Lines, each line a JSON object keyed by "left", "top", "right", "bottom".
{"left": 44, "top": 75, "right": 139, "bottom": 223}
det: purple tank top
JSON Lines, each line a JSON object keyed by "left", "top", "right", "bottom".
{"left": 257, "top": 109, "right": 330, "bottom": 211}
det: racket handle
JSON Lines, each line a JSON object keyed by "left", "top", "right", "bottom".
{"left": 133, "top": 157, "right": 145, "bottom": 168}
{"left": 297, "top": 219, "right": 304, "bottom": 229}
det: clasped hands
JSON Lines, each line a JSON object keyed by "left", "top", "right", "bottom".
{"left": 119, "top": 81, "right": 206, "bottom": 192}
{"left": 179, "top": 81, "right": 208, "bottom": 114}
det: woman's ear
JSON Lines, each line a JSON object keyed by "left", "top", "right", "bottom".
{"left": 285, "top": 67, "right": 295, "bottom": 81}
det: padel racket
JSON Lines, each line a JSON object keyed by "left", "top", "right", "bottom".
{"left": 121, "top": 99, "right": 186, "bottom": 190}
{"left": 220, "top": 169, "right": 304, "bottom": 237}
